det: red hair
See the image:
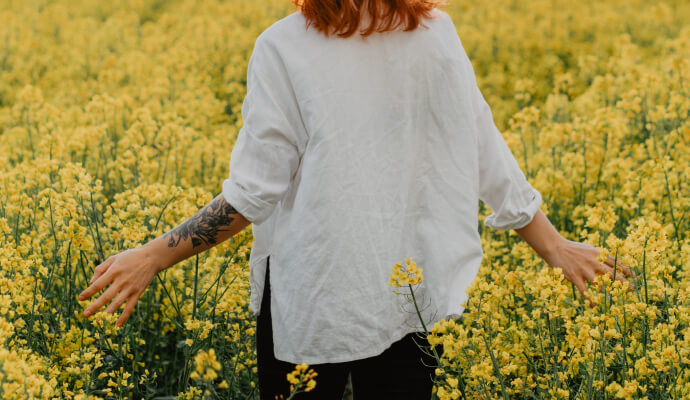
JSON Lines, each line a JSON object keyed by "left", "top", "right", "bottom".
{"left": 292, "top": 0, "right": 447, "bottom": 38}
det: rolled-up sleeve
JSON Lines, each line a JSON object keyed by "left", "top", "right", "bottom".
{"left": 473, "top": 83, "right": 542, "bottom": 230}
{"left": 222, "top": 34, "right": 307, "bottom": 224}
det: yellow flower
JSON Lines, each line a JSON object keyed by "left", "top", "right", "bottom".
{"left": 285, "top": 363, "right": 318, "bottom": 395}
{"left": 388, "top": 258, "right": 423, "bottom": 288}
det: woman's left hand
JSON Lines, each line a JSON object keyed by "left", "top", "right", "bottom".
{"left": 543, "top": 238, "right": 635, "bottom": 306}
{"left": 78, "top": 246, "right": 162, "bottom": 327}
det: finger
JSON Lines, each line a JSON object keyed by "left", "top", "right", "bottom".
{"left": 79, "top": 270, "right": 113, "bottom": 301}
{"left": 91, "top": 256, "right": 115, "bottom": 283}
{"left": 116, "top": 290, "right": 143, "bottom": 327}
{"left": 83, "top": 283, "right": 119, "bottom": 317}
{"left": 90, "top": 255, "right": 116, "bottom": 284}
{"left": 582, "top": 289, "right": 594, "bottom": 308}
{"left": 571, "top": 276, "right": 588, "bottom": 297}
{"left": 580, "top": 282, "right": 595, "bottom": 307}
{"left": 105, "top": 289, "right": 131, "bottom": 314}
{"left": 583, "top": 266, "right": 600, "bottom": 285}
{"left": 602, "top": 255, "right": 621, "bottom": 269}
{"left": 590, "top": 263, "right": 613, "bottom": 293}
{"left": 569, "top": 275, "right": 594, "bottom": 307}
{"left": 573, "top": 272, "right": 596, "bottom": 307}
{"left": 604, "top": 255, "right": 635, "bottom": 278}
{"left": 602, "top": 265, "right": 634, "bottom": 292}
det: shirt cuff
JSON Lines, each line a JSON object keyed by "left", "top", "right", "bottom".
{"left": 483, "top": 186, "right": 542, "bottom": 231}
{"left": 222, "top": 178, "right": 275, "bottom": 224}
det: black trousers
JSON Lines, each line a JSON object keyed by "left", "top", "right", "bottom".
{"left": 256, "top": 256, "right": 441, "bottom": 399}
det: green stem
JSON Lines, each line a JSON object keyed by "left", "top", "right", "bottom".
{"left": 407, "top": 283, "right": 446, "bottom": 383}
{"left": 192, "top": 254, "right": 199, "bottom": 321}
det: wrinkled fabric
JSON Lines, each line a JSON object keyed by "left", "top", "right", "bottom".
{"left": 221, "top": 8, "right": 542, "bottom": 364}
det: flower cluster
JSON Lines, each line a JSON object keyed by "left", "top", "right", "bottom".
{"left": 190, "top": 349, "right": 222, "bottom": 382}
{"left": 388, "top": 258, "right": 424, "bottom": 288}
{"left": 286, "top": 363, "right": 318, "bottom": 396}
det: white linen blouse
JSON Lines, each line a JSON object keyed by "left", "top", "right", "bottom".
{"left": 221, "top": 8, "right": 542, "bottom": 364}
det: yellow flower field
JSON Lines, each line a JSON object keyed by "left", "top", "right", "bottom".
{"left": 0, "top": 0, "right": 688, "bottom": 399}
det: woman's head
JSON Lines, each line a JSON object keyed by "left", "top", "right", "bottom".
{"left": 292, "top": 0, "right": 447, "bottom": 38}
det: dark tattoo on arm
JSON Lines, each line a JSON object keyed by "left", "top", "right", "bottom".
{"left": 164, "top": 195, "right": 241, "bottom": 248}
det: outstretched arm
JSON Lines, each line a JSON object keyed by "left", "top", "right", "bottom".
{"left": 514, "top": 209, "right": 634, "bottom": 305}
{"left": 78, "top": 194, "right": 250, "bottom": 326}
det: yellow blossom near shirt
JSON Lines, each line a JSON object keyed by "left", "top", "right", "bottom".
{"left": 388, "top": 258, "right": 424, "bottom": 288}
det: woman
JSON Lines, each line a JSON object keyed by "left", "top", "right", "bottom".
{"left": 78, "top": 0, "right": 635, "bottom": 398}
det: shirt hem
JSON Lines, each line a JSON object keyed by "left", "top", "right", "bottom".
{"left": 248, "top": 254, "right": 270, "bottom": 317}
{"left": 272, "top": 325, "right": 436, "bottom": 365}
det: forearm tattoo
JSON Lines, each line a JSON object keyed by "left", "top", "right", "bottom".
{"left": 165, "top": 195, "right": 240, "bottom": 248}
